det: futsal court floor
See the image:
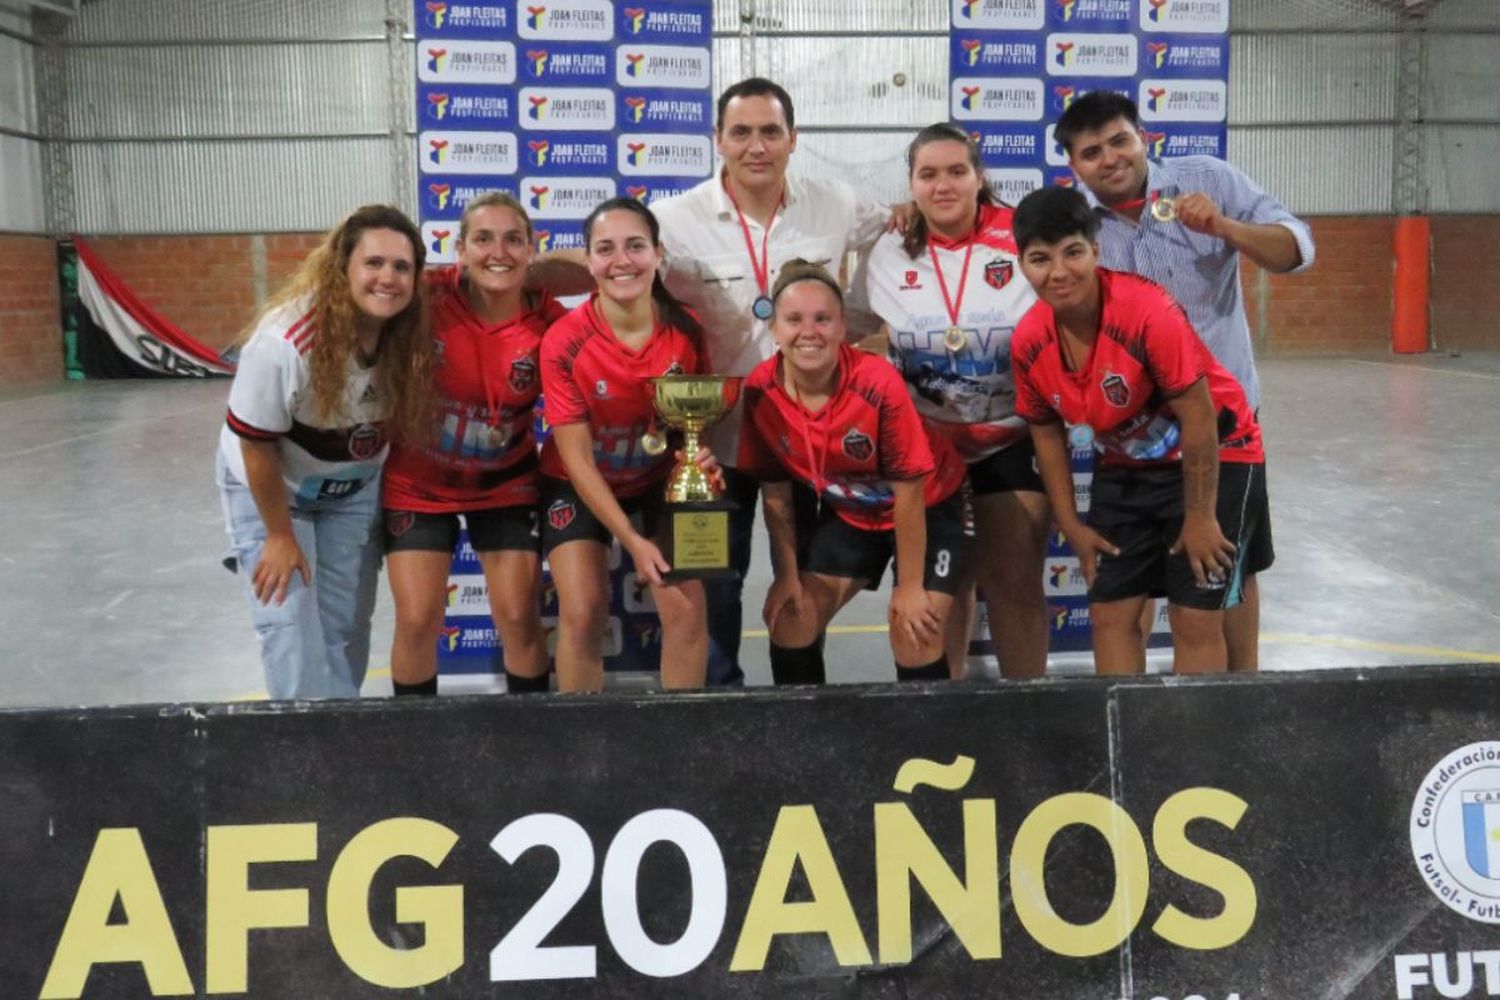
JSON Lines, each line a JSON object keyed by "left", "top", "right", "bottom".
{"left": 1, "top": 352, "right": 1496, "bottom": 708}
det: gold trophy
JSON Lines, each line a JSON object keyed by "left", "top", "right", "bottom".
{"left": 646, "top": 375, "right": 743, "bottom": 579}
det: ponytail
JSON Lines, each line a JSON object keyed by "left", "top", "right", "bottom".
{"left": 650, "top": 273, "right": 704, "bottom": 341}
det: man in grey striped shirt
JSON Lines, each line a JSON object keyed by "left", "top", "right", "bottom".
{"left": 1054, "top": 91, "right": 1315, "bottom": 674}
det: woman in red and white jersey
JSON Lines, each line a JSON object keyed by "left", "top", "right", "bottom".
{"left": 381, "top": 193, "right": 563, "bottom": 697}
{"left": 740, "top": 261, "right": 969, "bottom": 685}
{"left": 1010, "top": 186, "right": 1270, "bottom": 675}
{"left": 215, "top": 204, "right": 434, "bottom": 700}
{"left": 539, "top": 197, "right": 711, "bottom": 692}
{"left": 861, "top": 123, "right": 1049, "bottom": 680}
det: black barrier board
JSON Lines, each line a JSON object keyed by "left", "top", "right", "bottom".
{"left": 4, "top": 666, "right": 1500, "bottom": 998}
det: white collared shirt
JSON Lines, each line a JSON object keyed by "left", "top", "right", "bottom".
{"left": 652, "top": 171, "right": 888, "bottom": 459}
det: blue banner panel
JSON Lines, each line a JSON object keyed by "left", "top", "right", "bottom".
{"left": 415, "top": 1, "right": 712, "bottom": 678}
{"left": 951, "top": 0, "right": 1228, "bottom": 656}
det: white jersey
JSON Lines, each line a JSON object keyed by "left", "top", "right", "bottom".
{"left": 862, "top": 202, "right": 1037, "bottom": 463}
{"left": 217, "top": 300, "right": 390, "bottom": 504}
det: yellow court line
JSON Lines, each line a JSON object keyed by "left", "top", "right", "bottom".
{"left": 229, "top": 630, "right": 1499, "bottom": 701}
{"left": 231, "top": 666, "right": 393, "bottom": 703}
{"left": 1260, "top": 631, "right": 1500, "bottom": 664}
{"left": 1343, "top": 359, "right": 1500, "bottom": 382}
{"left": 741, "top": 623, "right": 890, "bottom": 638}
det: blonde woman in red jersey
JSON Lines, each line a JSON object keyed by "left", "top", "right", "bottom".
{"left": 382, "top": 193, "right": 563, "bottom": 696}
{"left": 539, "top": 198, "right": 712, "bottom": 693}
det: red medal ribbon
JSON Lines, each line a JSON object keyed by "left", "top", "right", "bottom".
{"left": 724, "top": 182, "right": 782, "bottom": 304}
{"left": 928, "top": 237, "right": 975, "bottom": 331}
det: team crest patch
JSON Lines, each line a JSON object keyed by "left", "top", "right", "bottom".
{"left": 1100, "top": 372, "right": 1131, "bottom": 408}
{"left": 509, "top": 356, "right": 537, "bottom": 393}
{"left": 984, "top": 259, "right": 1014, "bottom": 290}
{"left": 348, "top": 423, "right": 385, "bottom": 460}
{"left": 386, "top": 510, "right": 415, "bottom": 537}
{"left": 842, "top": 428, "right": 874, "bottom": 462}
{"left": 547, "top": 498, "right": 576, "bottom": 531}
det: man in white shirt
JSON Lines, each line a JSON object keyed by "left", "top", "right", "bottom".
{"left": 651, "top": 78, "right": 890, "bottom": 685}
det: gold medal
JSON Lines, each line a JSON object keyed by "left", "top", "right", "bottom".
{"left": 1150, "top": 196, "right": 1177, "bottom": 223}
{"left": 944, "top": 326, "right": 967, "bottom": 352}
{"left": 640, "top": 430, "right": 668, "bottom": 456}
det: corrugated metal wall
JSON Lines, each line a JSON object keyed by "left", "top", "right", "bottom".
{"left": 53, "top": 0, "right": 397, "bottom": 233}
{"left": 20, "top": 0, "right": 1500, "bottom": 234}
{"left": 0, "top": 8, "right": 46, "bottom": 234}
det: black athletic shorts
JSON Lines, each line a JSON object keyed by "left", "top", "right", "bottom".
{"left": 1086, "top": 461, "right": 1271, "bottom": 611}
{"left": 539, "top": 476, "right": 665, "bottom": 556}
{"left": 384, "top": 506, "right": 540, "bottom": 554}
{"left": 967, "top": 437, "right": 1046, "bottom": 496}
{"left": 803, "top": 494, "right": 969, "bottom": 596}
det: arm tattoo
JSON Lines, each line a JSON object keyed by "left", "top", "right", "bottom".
{"left": 1182, "top": 444, "right": 1217, "bottom": 513}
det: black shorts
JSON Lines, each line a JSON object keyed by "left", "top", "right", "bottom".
{"left": 384, "top": 506, "right": 540, "bottom": 554}
{"left": 1087, "top": 461, "right": 1271, "bottom": 611}
{"left": 967, "top": 438, "right": 1046, "bottom": 496}
{"left": 539, "top": 477, "right": 665, "bottom": 556}
{"left": 803, "top": 495, "right": 969, "bottom": 596}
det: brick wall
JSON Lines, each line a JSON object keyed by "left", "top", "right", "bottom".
{"left": 82, "top": 233, "right": 323, "bottom": 353}
{"left": 1430, "top": 216, "right": 1500, "bottom": 353}
{"left": 0, "top": 235, "right": 62, "bottom": 387}
{"left": 1246, "top": 215, "right": 1500, "bottom": 357}
{"left": 1248, "top": 216, "right": 1397, "bottom": 357}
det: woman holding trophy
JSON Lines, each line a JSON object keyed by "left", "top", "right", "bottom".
{"left": 861, "top": 123, "right": 1049, "bottom": 680}
{"left": 739, "top": 261, "right": 969, "bottom": 684}
{"left": 539, "top": 197, "right": 713, "bottom": 693}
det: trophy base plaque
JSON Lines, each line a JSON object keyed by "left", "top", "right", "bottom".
{"left": 658, "top": 498, "right": 737, "bottom": 580}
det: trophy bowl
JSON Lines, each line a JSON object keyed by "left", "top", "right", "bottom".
{"left": 645, "top": 375, "right": 743, "bottom": 578}
{"left": 648, "top": 375, "right": 743, "bottom": 504}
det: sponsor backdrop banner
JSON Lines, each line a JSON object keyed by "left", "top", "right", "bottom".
{"left": 951, "top": 0, "right": 1228, "bottom": 653}
{"left": 9, "top": 666, "right": 1500, "bottom": 998}
{"left": 415, "top": 0, "right": 714, "bottom": 263}
{"left": 415, "top": 0, "right": 714, "bottom": 674}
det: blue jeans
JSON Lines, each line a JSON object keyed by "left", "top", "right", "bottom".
{"left": 216, "top": 454, "right": 382, "bottom": 700}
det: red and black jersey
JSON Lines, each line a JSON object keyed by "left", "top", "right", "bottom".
{"left": 540, "top": 296, "right": 706, "bottom": 498}
{"left": 738, "top": 344, "right": 966, "bottom": 532}
{"left": 1012, "top": 268, "right": 1263, "bottom": 468}
{"left": 384, "top": 267, "right": 565, "bottom": 512}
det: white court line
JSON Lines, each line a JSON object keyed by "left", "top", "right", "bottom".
{"left": 1343, "top": 359, "right": 1500, "bottom": 381}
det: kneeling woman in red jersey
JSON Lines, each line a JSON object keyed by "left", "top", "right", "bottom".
{"left": 739, "top": 261, "right": 970, "bottom": 684}
{"left": 382, "top": 193, "right": 563, "bottom": 697}
{"left": 539, "top": 197, "right": 710, "bottom": 692}
{"left": 1010, "top": 187, "right": 1271, "bottom": 674}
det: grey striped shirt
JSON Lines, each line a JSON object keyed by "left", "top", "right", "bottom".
{"left": 1085, "top": 156, "right": 1315, "bottom": 410}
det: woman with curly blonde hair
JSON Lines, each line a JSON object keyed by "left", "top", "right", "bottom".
{"left": 215, "top": 204, "right": 435, "bottom": 699}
